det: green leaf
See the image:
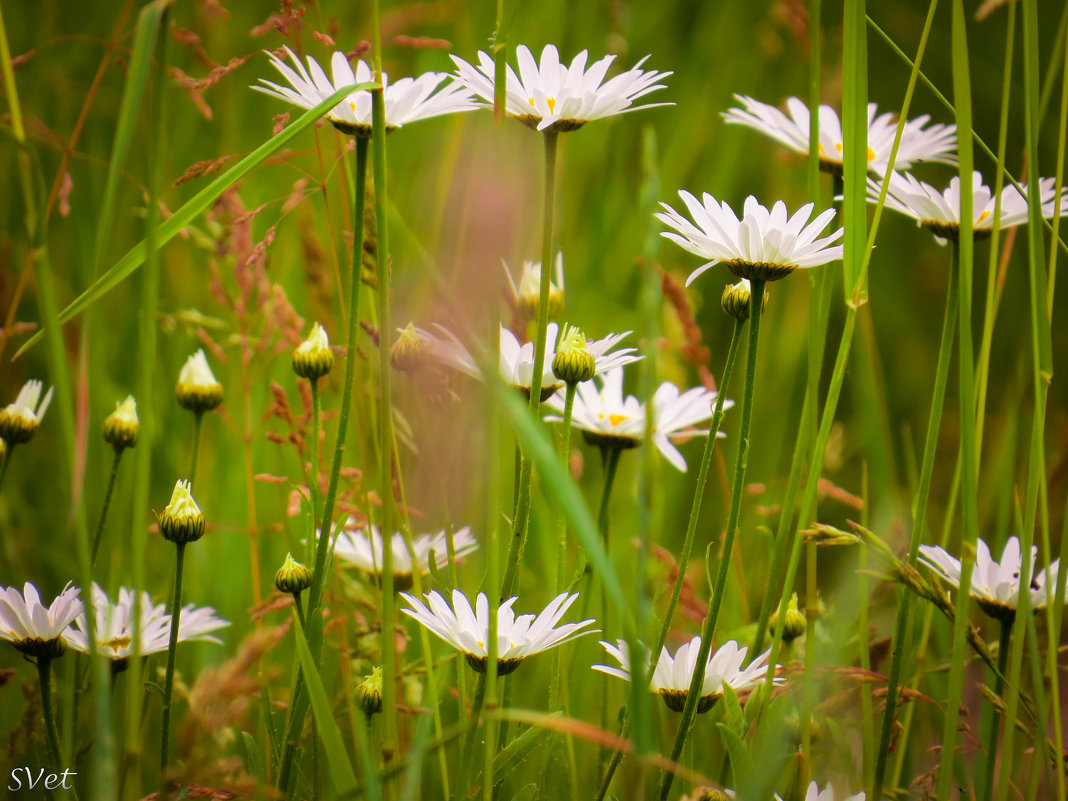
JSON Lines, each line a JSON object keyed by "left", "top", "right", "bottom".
{"left": 240, "top": 731, "right": 265, "bottom": 784}
{"left": 15, "top": 82, "right": 376, "bottom": 357}
{"left": 492, "top": 717, "right": 558, "bottom": 786}
{"left": 716, "top": 722, "right": 755, "bottom": 789}
{"left": 290, "top": 611, "right": 359, "bottom": 796}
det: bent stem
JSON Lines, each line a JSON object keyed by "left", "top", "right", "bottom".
{"left": 872, "top": 237, "right": 960, "bottom": 799}
{"left": 91, "top": 448, "right": 125, "bottom": 565}
{"left": 659, "top": 277, "right": 765, "bottom": 801}
{"left": 159, "top": 540, "right": 187, "bottom": 772}
{"left": 500, "top": 129, "right": 560, "bottom": 598}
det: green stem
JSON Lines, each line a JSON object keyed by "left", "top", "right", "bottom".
{"left": 278, "top": 135, "right": 368, "bottom": 797}
{"left": 456, "top": 675, "right": 488, "bottom": 799}
{"left": 659, "top": 276, "right": 765, "bottom": 800}
{"left": 159, "top": 541, "right": 187, "bottom": 772}
{"left": 499, "top": 129, "right": 559, "bottom": 599}
{"left": 91, "top": 448, "right": 125, "bottom": 564}
{"left": 188, "top": 411, "right": 203, "bottom": 487}
{"left": 37, "top": 656, "right": 64, "bottom": 772}
{"left": 309, "top": 378, "right": 322, "bottom": 534}
{"left": 653, "top": 317, "right": 745, "bottom": 658}
{"left": 553, "top": 381, "right": 578, "bottom": 592}
{"left": 978, "top": 619, "right": 1013, "bottom": 801}
{"left": 0, "top": 443, "right": 15, "bottom": 495}
{"left": 292, "top": 592, "right": 306, "bottom": 628}
{"left": 872, "top": 237, "right": 960, "bottom": 800}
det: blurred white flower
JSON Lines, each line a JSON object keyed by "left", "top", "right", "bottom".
{"left": 920, "top": 536, "right": 1059, "bottom": 622}
{"left": 400, "top": 589, "right": 596, "bottom": 674}
{"left": 504, "top": 253, "right": 565, "bottom": 320}
{"left": 421, "top": 322, "right": 640, "bottom": 401}
{"left": 254, "top": 46, "right": 476, "bottom": 136}
{"left": 658, "top": 192, "right": 843, "bottom": 283}
{"left": 0, "top": 379, "right": 54, "bottom": 444}
{"left": 64, "top": 584, "right": 228, "bottom": 664}
{"left": 867, "top": 170, "right": 1068, "bottom": 242}
{"left": 723, "top": 95, "right": 956, "bottom": 175}
{"left": 778, "top": 782, "right": 866, "bottom": 801}
{"left": 334, "top": 524, "right": 478, "bottom": 590}
{"left": 0, "top": 582, "right": 82, "bottom": 659}
{"left": 451, "top": 43, "right": 671, "bottom": 133}
{"left": 545, "top": 366, "right": 729, "bottom": 471}
{"left": 593, "top": 636, "right": 778, "bottom": 712}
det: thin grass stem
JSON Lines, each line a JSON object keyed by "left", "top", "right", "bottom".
{"left": 159, "top": 541, "right": 187, "bottom": 772}
{"left": 91, "top": 448, "right": 124, "bottom": 564}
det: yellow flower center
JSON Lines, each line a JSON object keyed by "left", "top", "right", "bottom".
{"left": 977, "top": 210, "right": 991, "bottom": 225}
{"left": 350, "top": 100, "right": 357, "bottom": 112}
{"left": 608, "top": 414, "right": 627, "bottom": 427}
{"left": 867, "top": 146, "right": 876, "bottom": 162}
{"left": 546, "top": 97, "right": 556, "bottom": 114}
{"left": 104, "top": 636, "right": 132, "bottom": 653}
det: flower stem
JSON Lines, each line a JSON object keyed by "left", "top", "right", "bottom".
{"left": 188, "top": 411, "right": 203, "bottom": 487}
{"left": 500, "top": 129, "right": 559, "bottom": 599}
{"left": 553, "top": 381, "right": 578, "bottom": 592}
{"left": 872, "top": 234, "right": 960, "bottom": 800}
{"left": 309, "top": 379, "right": 322, "bottom": 535}
{"left": 0, "top": 444, "right": 13, "bottom": 494}
{"left": 978, "top": 618, "right": 1013, "bottom": 801}
{"left": 37, "top": 656, "right": 64, "bottom": 771}
{"left": 91, "top": 448, "right": 124, "bottom": 565}
{"left": 292, "top": 591, "right": 306, "bottom": 628}
{"left": 653, "top": 316, "right": 745, "bottom": 658}
{"left": 159, "top": 540, "right": 187, "bottom": 772}
{"left": 659, "top": 276, "right": 765, "bottom": 800}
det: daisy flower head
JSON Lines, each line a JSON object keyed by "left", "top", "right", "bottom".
{"left": 451, "top": 43, "right": 671, "bottom": 133}
{"left": 869, "top": 170, "right": 1068, "bottom": 243}
{"left": 0, "top": 582, "right": 82, "bottom": 659}
{"left": 723, "top": 95, "right": 956, "bottom": 175}
{"left": 254, "top": 46, "right": 476, "bottom": 137}
{"left": 423, "top": 322, "right": 640, "bottom": 401}
{"left": 0, "top": 379, "right": 54, "bottom": 445}
{"left": 920, "top": 536, "right": 1059, "bottom": 623}
{"left": 593, "top": 636, "right": 778, "bottom": 713}
{"left": 657, "top": 192, "right": 843, "bottom": 283}
{"left": 777, "top": 783, "right": 866, "bottom": 801}
{"left": 334, "top": 524, "right": 479, "bottom": 591}
{"left": 64, "top": 584, "right": 228, "bottom": 669}
{"left": 504, "top": 253, "right": 565, "bottom": 321}
{"left": 176, "top": 349, "right": 223, "bottom": 414}
{"left": 102, "top": 395, "right": 140, "bottom": 450}
{"left": 545, "top": 366, "right": 730, "bottom": 471}
{"left": 400, "top": 589, "right": 596, "bottom": 675}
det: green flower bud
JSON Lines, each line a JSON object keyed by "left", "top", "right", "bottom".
{"left": 721, "top": 279, "right": 769, "bottom": 320}
{"left": 769, "top": 592, "right": 807, "bottom": 643}
{"left": 390, "top": 323, "right": 431, "bottom": 373}
{"left": 292, "top": 323, "right": 334, "bottom": 381}
{"left": 0, "top": 380, "right": 53, "bottom": 445}
{"left": 158, "top": 479, "right": 206, "bottom": 545}
{"left": 356, "top": 666, "right": 384, "bottom": 716}
{"left": 103, "top": 395, "right": 140, "bottom": 451}
{"left": 176, "top": 350, "right": 223, "bottom": 414}
{"left": 275, "top": 553, "right": 313, "bottom": 594}
{"left": 552, "top": 324, "right": 597, "bottom": 384}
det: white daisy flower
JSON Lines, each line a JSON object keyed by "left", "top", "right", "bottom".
{"left": 254, "top": 46, "right": 476, "bottom": 137}
{"left": 451, "top": 43, "right": 671, "bottom": 133}
{"left": 868, "top": 170, "right": 1068, "bottom": 242}
{"left": 504, "top": 253, "right": 565, "bottom": 320}
{"left": 0, "top": 379, "right": 55, "bottom": 445}
{"left": 593, "top": 636, "right": 778, "bottom": 713}
{"left": 778, "top": 782, "right": 866, "bottom": 801}
{"left": 919, "top": 536, "right": 1059, "bottom": 622}
{"left": 63, "top": 584, "right": 228, "bottom": 667}
{"left": 333, "top": 524, "right": 478, "bottom": 590}
{"left": 0, "top": 582, "right": 83, "bottom": 659}
{"left": 723, "top": 95, "right": 956, "bottom": 175}
{"left": 657, "top": 192, "right": 844, "bottom": 284}
{"left": 400, "top": 589, "right": 596, "bottom": 675}
{"left": 545, "top": 366, "right": 730, "bottom": 472}
{"left": 421, "top": 322, "right": 640, "bottom": 401}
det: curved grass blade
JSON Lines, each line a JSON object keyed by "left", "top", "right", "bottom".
{"left": 15, "top": 82, "right": 375, "bottom": 358}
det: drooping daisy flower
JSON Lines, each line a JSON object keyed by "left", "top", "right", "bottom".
{"left": 0, "top": 379, "right": 54, "bottom": 445}
{"left": 0, "top": 582, "right": 82, "bottom": 659}
{"left": 868, "top": 170, "right": 1068, "bottom": 242}
{"left": 176, "top": 349, "right": 223, "bottom": 413}
{"left": 723, "top": 95, "right": 956, "bottom": 175}
{"left": 657, "top": 192, "right": 844, "bottom": 283}
{"left": 919, "top": 536, "right": 1060, "bottom": 623}
{"left": 545, "top": 366, "right": 730, "bottom": 471}
{"left": 400, "top": 589, "right": 596, "bottom": 675}
{"left": 593, "top": 636, "right": 778, "bottom": 712}
{"left": 63, "top": 584, "right": 228, "bottom": 668}
{"left": 777, "top": 783, "right": 866, "bottom": 801}
{"left": 451, "top": 43, "right": 671, "bottom": 133}
{"left": 504, "top": 253, "right": 565, "bottom": 320}
{"left": 422, "top": 322, "right": 640, "bottom": 401}
{"left": 254, "top": 46, "right": 476, "bottom": 137}
{"left": 334, "top": 524, "right": 479, "bottom": 590}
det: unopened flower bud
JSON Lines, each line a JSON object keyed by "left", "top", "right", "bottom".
{"left": 356, "top": 666, "right": 383, "bottom": 716}
{"left": 158, "top": 479, "right": 205, "bottom": 544}
{"left": 508, "top": 254, "right": 565, "bottom": 321}
{"left": 390, "top": 323, "right": 431, "bottom": 373}
{"left": 0, "top": 380, "right": 54, "bottom": 445}
{"left": 176, "top": 350, "right": 223, "bottom": 413}
{"left": 686, "top": 788, "right": 735, "bottom": 801}
{"left": 275, "top": 553, "right": 313, "bottom": 594}
{"left": 103, "top": 395, "right": 140, "bottom": 451}
{"left": 552, "top": 324, "right": 597, "bottom": 384}
{"left": 721, "top": 279, "right": 769, "bottom": 320}
{"left": 292, "top": 323, "right": 334, "bottom": 380}
{"left": 769, "top": 592, "right": 807, "bottom": 643}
